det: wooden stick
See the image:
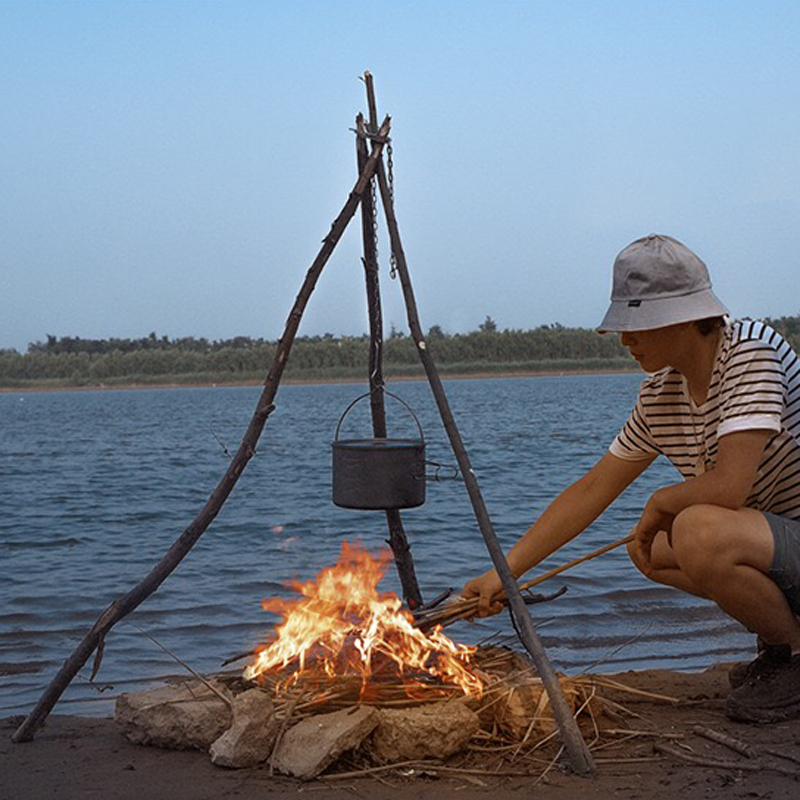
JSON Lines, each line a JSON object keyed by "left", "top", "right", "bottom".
{"left": 269, "top": 691, "right": 301, "bottom": 775}
{"left": 587, "top": 677, "right": 680, "bottom": 704}
{"left": 11, "top": 116, "right": 392, "bottom": 745}
{"left": 322, "top": 759, "right": 442, "bottom": 781}
{"left": 519, "top": 535, "right": 634, "bottom": 593}
{"left": 654, "top": 742, "right": 800, "bottom": 777}
{"left": 355, "top": 112, "right": 423, "bottom": 610}
{"left": 692, "top": 724, "right": 757, "bottom": 759}
{"left": 127, "top": 623, "right": 232, "bottom": 708}
{"left": 416, "top": 534, "right": 634, "bottom": 630}
{"left": 363, "top": 70, "right": 595, "bottom": 779}
{"left": 762, "top": 746, "right": 800, "bottom": 766}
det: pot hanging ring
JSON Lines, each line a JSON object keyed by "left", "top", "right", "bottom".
{"left": 334, "top": 387, "right": 425, "bottom": 444}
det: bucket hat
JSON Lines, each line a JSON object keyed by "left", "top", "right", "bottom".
{"left": 597, "top": 234, "right": 728, "bottom": 333}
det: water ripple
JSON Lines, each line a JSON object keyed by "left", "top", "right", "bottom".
{"left": 0, "top": 377, "right": 757, "bottom": 717}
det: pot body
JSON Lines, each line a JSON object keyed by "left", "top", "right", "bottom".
{"left": 332, "top": 438, "right": 426, "bottom": 510}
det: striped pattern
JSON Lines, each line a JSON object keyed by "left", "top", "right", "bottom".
{"left": 610, "top": 320, "right": 800, "bottom": 519}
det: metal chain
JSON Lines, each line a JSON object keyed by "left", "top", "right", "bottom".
{"left": 386, "top": 140, "right": 398, "bottom": 279}
{"left": 369, "top": 266, "right": 383, "bottom": 388}
{"left": 367, "top": 165, "right": 383, "bottom": 388}
{"left": 370, "top": 174, "right": 380, "bottom": 272}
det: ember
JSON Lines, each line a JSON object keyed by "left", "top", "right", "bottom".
{"left": 244, "top": 541, "right": 483, "bottom": 701}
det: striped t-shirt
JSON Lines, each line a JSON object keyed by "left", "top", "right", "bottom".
{"left": 609, "top": 319, "right": 800, "bottom": 519}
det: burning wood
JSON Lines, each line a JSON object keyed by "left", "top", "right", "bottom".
{"left": 244, "top": 541, "right": 483, "bottom": 704}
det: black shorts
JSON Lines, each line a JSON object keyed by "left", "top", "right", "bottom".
{"left": 766, "top": 511, "right": 800, "bottom": 615}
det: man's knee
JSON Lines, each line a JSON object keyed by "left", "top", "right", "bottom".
{"left": 671, "top": 504, "right": 740, "bottom": 583}
{"left": 672, "top": 504, "right": 726, "bottom": 551}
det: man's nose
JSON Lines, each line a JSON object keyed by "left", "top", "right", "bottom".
{"left": 620, "top": 332, "right": 636, "bottom": 347}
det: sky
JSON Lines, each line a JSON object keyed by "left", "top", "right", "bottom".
{"left": 3, "top": 0, "right": 800, "bottom": 352}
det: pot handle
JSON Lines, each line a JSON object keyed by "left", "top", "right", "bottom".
{"left": 334, "top": 389, "right": 425, "bottom": 443}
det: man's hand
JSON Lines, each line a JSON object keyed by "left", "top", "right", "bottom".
{"left": 461, "top": 570, "right": 506, "bottom": 617}
{"left": 634, "top": 489, "right": 674, "bottom": 571}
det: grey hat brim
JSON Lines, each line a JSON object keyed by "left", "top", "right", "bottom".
{"left": 597, "top": 287, "right": 728, "bottom": 333}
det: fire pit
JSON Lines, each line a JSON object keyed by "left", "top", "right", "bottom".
{"left": 115, "top": 541, "right": 621, "bottom": 779}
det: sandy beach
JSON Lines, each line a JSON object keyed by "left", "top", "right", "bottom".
{"left": 4, "top": 665, "right": 800, "bottom": 800}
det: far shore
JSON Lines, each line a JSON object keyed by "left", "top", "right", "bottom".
{"left": 0, "top": 367, "right": 638, "bottom": 395}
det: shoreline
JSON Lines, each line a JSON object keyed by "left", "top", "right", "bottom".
{"left": 0, "top": 367, "right": 638, "bottom": 395}
{"left": 5, "top": 664, "right": 800, "bottom": 800}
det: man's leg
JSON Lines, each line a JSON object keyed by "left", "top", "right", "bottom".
{"left": 669, "top": 505, "right": 800, "bottom": 648}
{"left": 627, "top": 528, "right": 709, "bottom": 598}
{"left": 628, "top": 505, "right": 800, "bottom": 647}
{"left": 628, "top": 504, "right": 800, "bottom": 722}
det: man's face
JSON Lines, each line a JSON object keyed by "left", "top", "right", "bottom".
{"left": 619, "top": 322, "right": 694, "bottom": 373}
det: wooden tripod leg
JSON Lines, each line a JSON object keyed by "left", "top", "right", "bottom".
{"left": 12, "top": 116, "right": 392, "bottom": 745}
{"left": 355, "top": 113, "right": 423, "bottom": 610}
{"left": 362, "top": 71, "right": 595, "bottom": 779}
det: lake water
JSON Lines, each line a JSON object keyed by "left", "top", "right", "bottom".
{"left": 0, "top": 375, "right": 754, "bottom": 718}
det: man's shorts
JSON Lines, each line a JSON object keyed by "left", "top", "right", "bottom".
{"left": 766, "top": 511, "right": 800, "bottom": 615}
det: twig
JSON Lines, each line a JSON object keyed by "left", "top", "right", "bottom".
{"left": 126, "top": 623, "right": 232, "bottom": 707}
{"left": 269, "top": 691, "right": 302, "bottom": 775}
{"left": 692, "top": 724, "right": 757, "bottom": 759}
{"left": 587, "top": 676, "right": 680, "bottom": 704}
{"left": 323, "top": 759, "right": 442, "bottom": 780}
{"left": 413, "top": 588, "right": 454, "bottom": 615}
{"left": 221, "top": 650, "right": 254, "bottom": 667}
{"left": 579, "top": 621, "right": 654, "bottom": 674}
{"left": 605, "top": 728, "right": 684, "bottom": 740}
{"left": 654, "top": 742, "right": 800, "bottom": 777}
{"left": 327, "top": 760, "right": 546, "bottom": 780}
{"left": 208, "top": 423, "right": 231, "bottom": 459}
{"left": 427, "top": 765, "right": 539, "bottom": 778}
{"left": 532, "top": 744, "right": 564, "bottom": 787}
{"left": 763, "top": 746, "right": 800, "bottom": 766}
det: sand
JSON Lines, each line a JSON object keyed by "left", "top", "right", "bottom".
{"left": 4, "top": 665, "right": 800, "bottom": 800}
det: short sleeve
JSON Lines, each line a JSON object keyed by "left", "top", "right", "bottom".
{"left": 609, "top": 395, "right": 661, "bottom": 461}
{"left": 718, "top": 337, "right": 785, "bottom": 438}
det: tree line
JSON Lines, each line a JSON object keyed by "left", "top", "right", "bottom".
{"left": 3, "top": 314, "right": 798, "bottom": 388}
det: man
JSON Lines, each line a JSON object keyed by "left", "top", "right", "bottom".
{"left": 461, "top": 234, "right": 800, "bottom": 723}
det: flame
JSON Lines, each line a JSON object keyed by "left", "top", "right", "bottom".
{"left": 244, "top": 541, "right": 482, "bottom": 698}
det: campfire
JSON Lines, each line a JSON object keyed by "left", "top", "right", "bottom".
{"left": 243, "top": 540, "right": 484, "bottom": 706}
{"left": 114, "top": 542, "right": 658, "bottom": 780}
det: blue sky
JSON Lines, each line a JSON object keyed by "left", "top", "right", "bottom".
{"left": 3, "top": 0, "right": 799, "bottom": 351}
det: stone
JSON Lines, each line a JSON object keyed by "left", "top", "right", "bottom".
{"left": 210, "top": 688, "right": 278, "bottom": 768}
{"left": 114, "top": 679, "right": 232, "bottom": 751}
{"left": 271, "top": 705, "right": 379, "bottom": 780}
{"left": 371, "top": 699, "right": 479, "bottom": 762}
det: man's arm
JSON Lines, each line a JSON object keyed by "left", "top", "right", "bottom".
{"left": 462, "top": 451, "right": 653, "bottom": 615}
{"left": 634, "top": 428, "right": 772, "bottom": 567}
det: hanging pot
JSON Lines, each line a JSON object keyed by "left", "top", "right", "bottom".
{"left": 332, "top": 391, "right": 426, "bottom": 510}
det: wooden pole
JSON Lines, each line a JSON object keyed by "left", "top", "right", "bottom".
{"left": 12, "top": 116, "right": 392, "bottom": 744}
{"left": 355, "top": 114, "right": 423, "bottom": 610}
{"left": 362, "top": 72, "right": 595, "bottom": 777}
